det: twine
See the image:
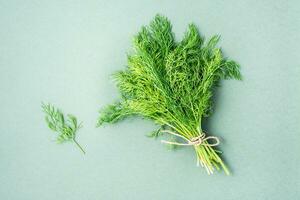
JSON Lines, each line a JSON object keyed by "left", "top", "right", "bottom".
{"left": 160, "top": 130, "right": 220, "bottom": 147}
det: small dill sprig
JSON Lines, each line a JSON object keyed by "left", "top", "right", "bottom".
{"left": 42, "top": 103, "right": 85, "bottom": 154}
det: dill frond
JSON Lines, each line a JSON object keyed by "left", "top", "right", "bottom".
{"left": 97, "top": 14, "right": 241, "bottom": 174}
{"left": 42, "top": 103, "right": 85, "bottom": 154}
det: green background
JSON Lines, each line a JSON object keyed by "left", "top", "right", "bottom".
{"left": 1, "top": 1, "right": 299, "bottom": 199}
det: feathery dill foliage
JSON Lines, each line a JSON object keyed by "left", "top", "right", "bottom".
{"left": 42, "top": 103, "right": 85, "bottom": 154}
{"left": 97, "top": 15, "right": 241, "bottom": 174}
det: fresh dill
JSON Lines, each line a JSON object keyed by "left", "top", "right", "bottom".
{"left": 97, "top": 15, "right": 241, "bottom": 174}
{"left": 42, "top": 103, "right": 85, "bottom": 154}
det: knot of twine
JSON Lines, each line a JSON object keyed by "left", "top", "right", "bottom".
{"left": 160, "top": 130, "right": 220, "bottom": 147}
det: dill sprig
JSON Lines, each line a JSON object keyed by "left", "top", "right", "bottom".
{"left": 97, "top": 15, "right": 241, "bottom": 174}
{"left": 42, "top": 103, "right": 85, "bottom": 154}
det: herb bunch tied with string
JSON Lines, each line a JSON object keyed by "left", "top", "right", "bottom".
{"left": 97, "top": 15, "right": 241, "bottom": 175}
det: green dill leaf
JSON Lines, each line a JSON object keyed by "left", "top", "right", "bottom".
{"left": 42, "top": 103, "right": 85, "bottom": 154}
{"left": 147, "top": 127, "right": 163, "bottom": 138}
{"left": 96, "top": 102, "right": 135, "bottom": 127}
{"left": 221, "top": 60, "right": 242, "bottom": 80}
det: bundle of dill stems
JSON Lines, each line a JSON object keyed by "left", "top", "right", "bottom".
{"left": 98, "top": 15, "right": 241, "bottom": 175}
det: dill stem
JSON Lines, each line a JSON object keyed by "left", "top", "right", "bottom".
{"left": 195, "top": 142, "right": 230, "bottom": 175}
{"left": 73, "top": 138, "right": 86, "bottom": 154}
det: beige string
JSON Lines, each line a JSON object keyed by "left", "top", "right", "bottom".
{"left": 160, "top": 130, "right": 220, "bottom": 147}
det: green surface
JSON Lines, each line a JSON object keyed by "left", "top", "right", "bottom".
{"left": 1, "top": 1, "right": 299, "bottom": 199}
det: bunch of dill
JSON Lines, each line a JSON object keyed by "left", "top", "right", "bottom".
{"left": 97, "top": 15, "right": 241, "bottom": 174}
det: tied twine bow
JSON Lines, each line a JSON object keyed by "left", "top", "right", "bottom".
{"left": 161, "top": 130, "right": 221, "bottom": 173}
{"left": 160, "top": 130, "right": 220, "bottom": 147}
